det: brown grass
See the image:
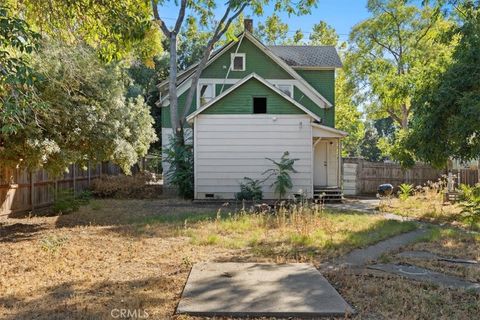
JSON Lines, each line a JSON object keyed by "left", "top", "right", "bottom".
{"left": 0, "top": 199, "right": 477, "bottom": 319}
{"left": 326, "top": 268, "right": 480, "bottom": 320}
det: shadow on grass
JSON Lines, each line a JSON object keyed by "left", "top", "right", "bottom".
{"left": 53, "top": 199, "right": 221, "bottom": 229}
{"left": 0, "top": 222, "right": 47, "bottom": 243}
{"left": 0, "top": 276, "right": 175, "bottom": 320}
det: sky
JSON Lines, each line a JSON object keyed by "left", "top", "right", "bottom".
{"left": 158, "top": 0, "right": 372, "bottom": 42}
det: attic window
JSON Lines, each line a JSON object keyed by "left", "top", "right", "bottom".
{"left": 274, "top": 84, "right": 293, "bottom": 98}
{"left": 231, "top": 53, "right": 245, "bottom": 71}
{"left": 253, "top": 97, "right": 267, "bottom": 114}
{"left": 199, "top": 83, "right": 215, "bottom": 106}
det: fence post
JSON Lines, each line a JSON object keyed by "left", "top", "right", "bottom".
{"left": 72, "top": 164, "right": 76, "bottom": 196}
{"left": 30, "top": 171, "right": 35, "bottom": 212}
{"left": 87, "top": 160, "right": 91, "bottom": 186}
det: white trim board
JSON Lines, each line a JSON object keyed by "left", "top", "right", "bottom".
{"left": 186, "top": 73, "right": 321, "bottom": 123}
{"left": 311, "top": 123, "right": 348, "bottom": 138}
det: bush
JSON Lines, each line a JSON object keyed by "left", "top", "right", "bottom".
{"left": 91, "top": 172, "right": 155, "bottom": 198}
{"left": 263, "top": 151, "right": 298, "bottom": 200}
{"left": 53, "top": 189, "right": 91, "bottom": 215}
{"left": 459, "top": 184, "right": 480, "bottom": 228}
{"left": 398, "top": 183, "right": 414, "bottom": 201}
{"left": 163, "top": 134, "right": 194, "bottom": 199}
{"left": 236, "top": 177, "right": 263, "bottom": 201}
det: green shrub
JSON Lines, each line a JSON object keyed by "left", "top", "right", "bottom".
{"left": 263, "top": 151, "right": 298, "bottom": 200}
{"left": 236, "top": 177, "right": 263, "bottom": 201}
{"left": 53, "top": 189, "right": 91, "bottom": 215}
{"left": 398, "top": 183, "right": 414, "bottom": 201}
{"left": 459, "top": 184, "right": 480, "bottom": 228}
{"left": 163, "top": 134, "right": 194, "bottom": 199}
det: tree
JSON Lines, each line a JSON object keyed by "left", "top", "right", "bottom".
{"left": 349, "top": 0, "right": 455, "bottom": 130}
{"left": 1, "top": 40, "right": 157, "bottom": 174}
{"left": 256, "top": 13, "right": 289, "bottom": 44}
{"left": 359, "top": 122, "right": 385, "bottom": 162}
{"left": 406, "top": 3, "right": 480, "bottom": 168}
{"left": 0, "top": 4, "right": 41, "bottom": 142}
{"left": 309, "top": 21, "right": 343, "bottom": 48}
{"left": 9, "top": 0, "right": 163, "bottom": 64}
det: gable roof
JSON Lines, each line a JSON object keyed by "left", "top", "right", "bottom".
{"left": 267, "top": 46, "right": 342, "bottom": 68}
{"left": 186, "top": 73, "right": 321, "bottom": 123}
{"left": 158, "top": 31, "right": 338, "bottom": 108}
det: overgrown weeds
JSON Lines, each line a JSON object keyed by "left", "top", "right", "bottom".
{"left": 150, "top": 203, "right": 417, "bottom": 260}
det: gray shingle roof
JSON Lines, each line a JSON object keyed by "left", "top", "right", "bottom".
{"left": 267, "top": 45, "right": 342, "bottom": 68}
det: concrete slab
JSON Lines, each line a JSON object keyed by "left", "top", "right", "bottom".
{"left": 177, "top": 262, "right": 354, "bottom": 318}
{"left": 368, "top": 263, "right": 480, "bottom": 292}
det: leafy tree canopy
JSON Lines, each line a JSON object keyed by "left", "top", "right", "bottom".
{"left": 349, "top": 0, "right": 456, "bottom": 130}
{"left": 0, "top": 4, "right": 43, "bottom": 144}
{"left": 406, "top": 3, "right": 480, "bottom": 168}
{"left": 7, "top": 0, "right": 163, "bottom": 64}
{"left": 1, "top": 39, "right": 157, "bottom": 174}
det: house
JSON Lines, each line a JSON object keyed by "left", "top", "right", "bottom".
{"left": 158, "top": 20, "right": 346, "bottom": 200}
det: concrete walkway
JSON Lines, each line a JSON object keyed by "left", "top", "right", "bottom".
{"left": 368, "top": 264, "right": 480, "bottom": 292}
{"left": 322, "top": 200, "right": 480, "bottom": 291}
{"left": 321, "top": 227, "right": 429, "bottom": 270}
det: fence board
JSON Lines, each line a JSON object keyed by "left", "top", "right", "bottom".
{"left": 343, "top": 158, "right": 446, "bottom": 195}
{"left": 0, "top": 163, "right": 120, "bottom": 217}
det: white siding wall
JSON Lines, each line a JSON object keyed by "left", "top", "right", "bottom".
{"left": 195, "top": 114, "right": 313, "bottom": 199}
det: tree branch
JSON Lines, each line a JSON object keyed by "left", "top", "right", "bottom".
{"left": 180, "top": 2, "right": 248, "bottom": 121}
{"left": 151, "top": 0, "right": 171, "bottom": 37}
{"left": 174, "top": 0, "right": 187, "bottom": 34}
{"left": 386, "top": 109, "right": 403, "bottom": 127}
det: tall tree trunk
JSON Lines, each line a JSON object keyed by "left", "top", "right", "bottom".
{"left": 168, "top": 33, "right": 180, "bottom": 135}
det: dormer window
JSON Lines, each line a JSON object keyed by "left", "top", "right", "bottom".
{"left": 231, "top": 53, "right": 245, "bottom": 71}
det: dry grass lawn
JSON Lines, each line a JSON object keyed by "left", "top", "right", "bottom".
{"left": 380, "top": 190, "right": 480, "bottom": 231}
{"left": 0, "top": 199, "right": 478, "bottom": 319}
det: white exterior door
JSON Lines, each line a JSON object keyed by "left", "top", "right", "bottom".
{"left": 314, "top": 141, "right": 328, "bottom": 186}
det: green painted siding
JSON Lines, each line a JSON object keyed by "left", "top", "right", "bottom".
{"left": 296, "top": 69, "right": 335, "bottom": 106}
{"left": 161, "top": 89, "right": 196, "bottom": 128}
{"left": 203, "top": 78, "right": 304, "bottom": 115}
{"left": 201, "top": 38, "right": 293, "bottom": 80}
{"left": 294, "top": 87, "right": 334, "bottom": 127}
{"left": 215, "top": 84, "right": 232, "bottom": 95}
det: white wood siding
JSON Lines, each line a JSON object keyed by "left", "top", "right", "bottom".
{"left": 195, "top": 114, "right": 313, "bottom": 199}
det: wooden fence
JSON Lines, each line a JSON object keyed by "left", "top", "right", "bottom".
{"left": 343, "top": 158, "right": 479, "bottom": 196}
{"left": 0, "top": 162, "right": 120, "bottom": 217}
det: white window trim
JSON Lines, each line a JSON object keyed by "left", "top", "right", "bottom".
{"left": 197, "top": 82, "right": 216, "bottom": 109}
{"left": 194, "top": 79, "right": 297, "bottom": 108}
{"left": 273, "top": 83, "right": 294, "bottom": 98}
{"left": 230, "top": 53, "right": 246, "bottom": 71}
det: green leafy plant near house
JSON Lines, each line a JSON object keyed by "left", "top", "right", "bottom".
{"left": 163, "top": 134, "right": 194, "bottom": 199}
{"left": 459, "top": 184, "right": 480, "bottom": 228}
{"left": 398, "top": 183, "right": 414, "bottom": 201}
{"left": 236, "top": 177, "right": 263, "bottom": 201}
{"left": 263, "top": 151, "right": 299, "bottom": 200}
